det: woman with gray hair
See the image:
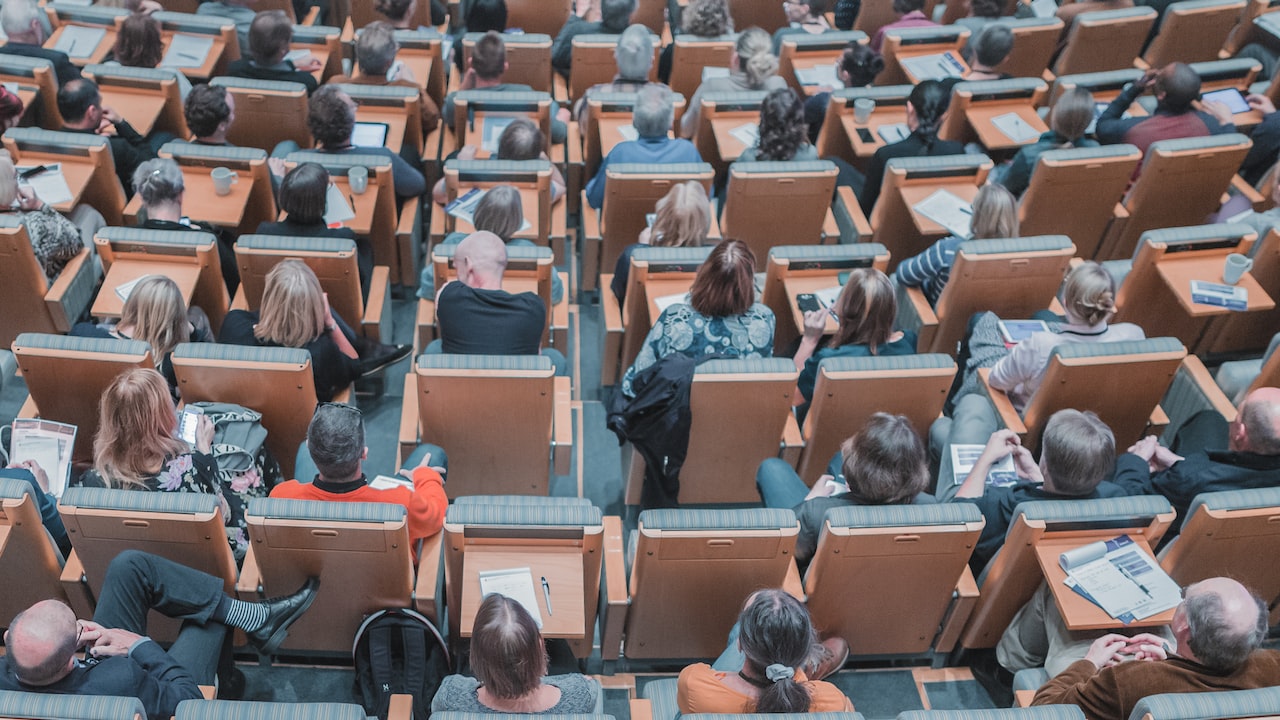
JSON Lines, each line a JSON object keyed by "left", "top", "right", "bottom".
{"left": 574, "top": 24, "right": 659, "bottom": 126}
{"left": 585, "top": 83, "right": 703, "bottom": 209}
{"left": 131, "top": 157, "right": 240, "bottom": 294}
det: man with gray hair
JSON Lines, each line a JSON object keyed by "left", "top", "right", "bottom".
{"left": 1032, "top": 577, "right": 1280, "bottom": 720}
{"left": 329, "top": 20, "right": 441, "bottom": 132}
{"left": 552, "top": 0, "right": 639, "bottom": 77}
{"left": 585, "top": 83, "right": 701, "bottom": 209}
{"left": 574, "top": 24, "right": 660, "bottom": 126}
{"left": 0, "top": 0, "right": 81, "bottom": 85}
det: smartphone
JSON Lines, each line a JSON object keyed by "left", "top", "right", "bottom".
{"left": 855, "top": 127, "right": 874, "bottom": 143}
{"left": 797, "top": 293, "right": 822, "bottom": 313}
{"left": 178, "top": 406, "right": 203, "bottom": 445}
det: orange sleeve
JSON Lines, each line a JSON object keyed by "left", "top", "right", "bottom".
{"left": 407, "top": 465, "right": 448, "bottom": 541}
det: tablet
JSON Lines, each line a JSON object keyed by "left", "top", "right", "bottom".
{"left": 998, "top": 319, "right": 1050, "bottom": 344}
{"left": 1201, "top": 88, "right": 1250, "bottom": 115}
{"left": 351, "top": 121, "right": 390, "bottom": 148}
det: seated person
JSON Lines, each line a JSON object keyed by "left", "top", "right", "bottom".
{"left": 757, "top": 413, "right": 935, "bottom": 566}
{"left": 0, "top": 0, "right": 81, "bottom": 85}
{"left": 271, "top": 402, "right": 447, "bottom": 562}
{"left": 805, "top": 44, "right": 882, "bottom": 144}
{"left": 996, "top": 87, "right": 1097, "bottom": 197}
{"left": 58, "top": 79, "right": 155, "bottom": 200}
{"left": 432, "top": 594, "right": 601, "bottom": 713}
{"left": 678, "top": 589, "right": 852, "bottom": 713}
{"left": 1237, "top": 94, "right": 1280, "bottom": 186}
{"left": 895, "top": 183, "right": 1019, "bottom": 306}
{"left": 793, "top": 268, "right": 917, "bottom": 422}
{"left": 110, "top": 13, "right": 192, "bottom": 100}
{"left": 680, "top": 29, "right": 788, "bottom": 139}
{"left": 449, "top": 0, "right": 509, "bottom": 75}
{"left": 735, "top": 87, "right": 818, "bottom": 163}
{"left": 611, "top": 180, "right": 710, "bottom": 304}
{"left": 197, "top": 0, "right": 258, "bottom": 48}
{"left": 431, "top": 230, "right": 568, "bottom": 374}
{"left": 444, "top": 31, "right": 569, "bottom": 143}
{"left": 552, "top": 0, "right": 638, "bottom": 78}
{"left": 586, "top": 83, "right": 701, "bottom": 209}
{"left": 226, "top": 10, "right": 323, "bottom": 93}
{"left": 772, "top": 0, "right": 834, "bottom": 52}
{"left": 329, "top": 21, "right": 441, "bottom": 133}
{"left": 418, "top": 185, "right": 564, "bottom": 303}
{"left": 377, "top": 0, "right": 448, "bottom": 29}
{"left": 1235, "top": 158, "right": 1280, "bottom": 240}
{"left": 870, "top": 0, "right": 938, "bottom": 52}
{"left": 941, "top": 23, "right": 1013, "bottom": 90}
{"left": 431, "top": 118, "right": 566, "bottom": 204}
{"left": 184, "top": 84, "right": 237, "bottom": 147}
{"left": 658, "top": 0, "right": 733, "bottom": 83}
{"left": 574, "top": 24, "right": 660, "bottom": 127}
{"left": 0, "top": 152, "right": 84, "bottom": 284}
{"left": 857, "top": 80, "right": 963, "bottom": 214}
{"left": 1096, "top": 63, "right": 1234, "bottom": 162}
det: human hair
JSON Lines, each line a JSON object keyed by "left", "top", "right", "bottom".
{"left": 969, "top": 183, "right": 1018, "bottom": 239}
{"left": 471, "top": 30, "right": 507, "bottom": 80}
{"left": 632, "top": 83, "right": 674, "bottom": 137}
{"left": 93, "top": 368, "right": 186, "bottom": 487}
{"left": 375, "top": 0, "right": 415, "bottom": 22}
{"left": 113, "top": 13, "right": 163, "bottom": 69}
{"left": 1039, "top": 409, "right": 1115, "bottom": 495}
{"left": 472, "top": 185, "right": 523, "bottom": 241}
{"left": 278, "top": 162, "right": 330, "bottom": 225}
{"left": 495, "top": 118, "right": 544, "bottom": 159}
{"left": 755, "top": 87, "right": 807, "bottom": 161}
{"left": 307, "top": 85, "right": 356, "bottom": 148}
{"left": 839, "top": 44, "right": 883, "bottom": 87}
{"left": 970, "top": 0, "right": 1005, "bottom": 18}
{"left": 601, "top": 0, "right": 639, "bottom": 32}
{"left": 1240, "top": 394, "right": 1280, "bottom": 455}
{"left": 119, "top": 276, "right": 188, "bottom": 360}
{"left": 829, "top": 268, "right": 896, "bottom": 352}
{"left": 465, "top": 0, "right": 509, "bottom": 33}
{"left": 254, "top": 259, "right": 327, "bottom": 347}
{"left": 1157, "top": 62, "right": 1200, "bottom": 114}
{"left": 737, "top": 590, "right": 816, "bottom": 714}
{"left": 0, "top": 154, "right": 18, "bottom": 208}
{"left": 682, "top": 0, "right": 733, "bottom": 36}
{"left": 0, "top": 0, "right": 40, "bottom": 38}
{"left": 689, "top": 239, "right": 755, "bottom": 316}
{"left": 307, "top": 402, "right": 365, "bottom": 480}
{"left": 469, "top": 593, "right": 548, "bottom": 700}
{"left": 651, "top": 181, "right": 710, "bottom": 248}
{"left": 1183, "top": 589, "right": 1268, "bottom": 673}
{"left": 735, "top": 28, "right": 779, "bottom": 89}
{"left": 1049, "top": 87, "right": 1094, "bottom": 143}
{"left": 804, "top": 0, "right": 830, "bottom": 16}
{"left": 615, "top": 24, "right": 654, "bottom": 80}
{"left": 248, "top": 9, "right": 293, "bottom": 65}
{"left": 893, "top": 0, "right": 926, "bottom": 13}
{"left": 970, "top": 23, "right": 1013, "bottom": 68}
{"left": 184, "top": 83, "right": 232, "bottom": 138}
{"left": 357, "top": 21, "right": 400, "bottom": 75}
{"left": 57, "top": 79, "right": 101, "bottom": 124}
{"left": 839, "top": 412, "right": 929, "bottom": 504}
{"left": 7, "top": 603, "right": 78, "bottom": 685}
{"left": 1061, "top": 261, "right": 1116, "bottom": 326}
{"left": 132, "top": 157, "right": 185, "bottom": 208}
{"left": 907, "top": 79, "right": 949, "bottom": 146}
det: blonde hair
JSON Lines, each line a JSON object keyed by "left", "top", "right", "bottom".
{"left": 651, "top": 181, "right": 710, "bottom": 248}
{"left": 736, "top": 28, "right": 778, "bottom": 88}
{"left": 969, "top": 184, "right": 1019, "bottom": 239}
{"left": 120, "top": 276, "right": 187, "bottom": 360}
{"left": 1050, "top": 87, "right": 1094, "bottom": 143}
{"left": 0, "top": 153, "right": 18, "bottom": 207}
{"left": 1062, "top": 261, "right": 1117, "bottom": 326}
{"left": 93, "top": 367, "right": 186, "bottom": 488}
{"left": 254, "top": 259, "right": 327, "bottom": 348}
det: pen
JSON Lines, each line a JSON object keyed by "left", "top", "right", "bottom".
{"left": 1118, "top": 564, "right": 1153, "bottom": 598}
{"left": 541, "top": 576, "right": 553, "bottom": 616}
{"left": 959, "top": 206, "right": 973, "bottom": 215}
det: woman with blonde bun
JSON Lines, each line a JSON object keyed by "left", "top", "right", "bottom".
{"left": 680, "top": 28, "right": 787, "bottom": 138}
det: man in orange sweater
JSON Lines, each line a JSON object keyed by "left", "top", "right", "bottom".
{"left": 270, "top": 402, "right": 448, "bottom": 557}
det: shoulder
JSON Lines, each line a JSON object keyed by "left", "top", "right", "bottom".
{"left": 432, "top": 675, "right": 483, "bottom": 711}
{"left": 804, "top": 680, "right": 854, "bottom": 711}
{"left": 269, "top": 479, "right": 306, "bottom": 497}
{"left": 547, "top": 673, "right": 600, "bottom": 710}
{"left": 679, "top": 663, "right": 723, "bottom": 689}
{"left": 1104, "top": 323, "right": 1146, "bottom": 340}
{"left": 746, "top": 303, "right": 775, "bottom": 321}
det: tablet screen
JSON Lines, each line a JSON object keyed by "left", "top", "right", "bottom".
{"left": 351, "top": 121, "right": 389, "bottom": 148}
{"left": 1202, "top": 88, "right": 1250, "bottom": 115}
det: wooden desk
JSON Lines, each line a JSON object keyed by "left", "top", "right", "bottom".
{"left": 458, "top": 547, "right": 587, "bottom": 639}
{"left": 598, "top": 117, "right": 638, "bottom": 158}
{"left": 355, "top": 106, "right": 409, "bottom": 155}
{"left": 98, "top": 86, "right": 167, "bottom": 137}
{"left": 710, "top": 116, "right": 757, "bottom": 162}
{"left": 288, "top": 45, "right": 330, "bottom": 84}
{"left": 15, "top": 155, "right": 94, "bottom": 213}
{"left": 158, "top": 32, "right": 225, "bottom": 81}
{"left": 448, "top": 185, "right": 548, "bottom": 242}
{"left": 643, "top": 277, "right": 696, "bottom": 323}
{"left": 784, "top": 275, "right": 844, "bottom": 334}
{"left": 842, "top": 107, "right": 911, "bottom": 162}
{"left": 92, "top": 259, "right": 201, "bottom": 319}
{"left": 332, "top": 176, "right": 378, "bottom": 237}
{"left": 1155, "top": 256, "right": 1276, "bottom": 317}
{"left": 899, "top": 50, "right": 969, "bottom": 85}
{"left": 900, "top": 184, "right": 979, "bottom": 238}
{"left": 966, "top": 105, "right": 1049, "bottom": 152}
{"left": 790, "top": 56, "right": 843, "bottom": 97}
{"left": 1034, "top": 536, "right": 1176, "bottom": 631}
{"left": 124, "top": 165, "right": 254, "bottom": 230}
{"left": 45, "top": 25, "right": 116, "bottom": 67}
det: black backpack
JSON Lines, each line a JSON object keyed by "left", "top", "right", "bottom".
{"left": 353, "top": 608, "right": 451, "bottom": 720}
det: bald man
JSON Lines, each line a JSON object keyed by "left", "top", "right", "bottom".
{"left": 1095, "top": 63, "right": 1235, "bottom": 162}
{"left": 1032, "top": 578, "right": 1280, "bottom": 720}
{"left": 1113, "top": 386, "right": 1280, "bottom": 536}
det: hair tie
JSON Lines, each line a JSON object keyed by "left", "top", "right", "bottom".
{"left": 765, "top": 664, "right": 795, "bottom": 683}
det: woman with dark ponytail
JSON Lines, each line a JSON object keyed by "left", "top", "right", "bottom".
{"left": 856, "top": 79, "right": 965, "bottom": 214}
{"left": 677, "top": 590, "right": 853, "bottom": 714}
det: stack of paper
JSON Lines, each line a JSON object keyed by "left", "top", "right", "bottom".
{"left": 900, "top": 52, "right": 966, "bottom": 81}
{"left": 444, "top": 187, "right": 532, "bottom": 232}
{"left": 9, "top": 418, "right": 77, "bottom": 497}
{"left": 478, "top": 567, "right": 544, "bottom": 628}
{"left": 324, "top": 183, "right": 356, "bottom": 226}
{"left": 114, "top": 274, "right": 154, "bottom": 302}
{"left": 654, "top": 292, "right": 691, "bottom": 312}
{"left": 18, "top": 164, "right": 74, "bottom": 205}
{"left": 729, "top": 122, "right": 759, "bottom": 147}
{"left": 991, "top": 112, "right": 1042, "bottom": 143}
{"left": 480, "top": 116, "right": 517, "bottom": 153}
{"left": 796, "top": 65, "right": 843, "bottom": 88}
{"left": 949, "top": 444, "right": 1018, "bottom": 487}
{"left": 877, "top": 123, "right": 910, "bottom": 143}
{"left": 616, "top": 123, "right": 639, "bottom": 141}
{"left": 160, "top": 34, "right": 214, "bottom": 69}
{"left": 1059, "top": 535, "right": 1182, "bottom": 621}
{"left": 53, "top": 25, "right": 106, "bottom": 59}
{"left": 701, "top": 66, "right": 730, "bottom": 82}
{"left": 912, "top": 189, "right": 973, "bottom": 239}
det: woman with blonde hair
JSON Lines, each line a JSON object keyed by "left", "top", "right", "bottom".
{"left": 681, "top": 28, "right": 787, "bottom": 137}
{"left": 895, "top": 183, "right": 1019, "bottom": 306}
{"left": 0, "top": 152, "right": 84, "bottom": 283}
{"left": 611, "top": 181, "right": 711, "bottom": 303}
{"left": 997, "top": 87, "right": 1098, "bottom": 196}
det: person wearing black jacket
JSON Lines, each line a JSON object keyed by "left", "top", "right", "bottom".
{"left": 857, "top": 79, "right": 964, "bottom": 214}
{"left": 57, "top": 79, "right": 155, "bottom": 200}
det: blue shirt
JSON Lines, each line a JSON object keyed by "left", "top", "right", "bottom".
{"left": 585, "top": 136, "right": 703, "bottom": 209}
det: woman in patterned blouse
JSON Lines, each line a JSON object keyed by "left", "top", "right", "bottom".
{"left": 0, "top": 152, "right": 84, "bottom": 283}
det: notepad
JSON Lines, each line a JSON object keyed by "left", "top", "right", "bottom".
{"left": 17, "top": 163, "right": 73, "bottom": 205}
{"left": 729, "top": 122, "right": 759, "bottom": 147}
{"left": 324, "top": 183, "right": 356, "bottom": 226}
{"left": 160, "top": 34, "right": 214, "bottom": 69}
{"left": 53, "top": 25, "right": 106, "bottom": 59}
{"left": 912, "top": 189, "right": 973, "bottom": 239}
{"left": 478, "top": 567, "right": 544, "bottom": 628}
{"left": 444, "top": 187, "right": 533, "bottom": 232}
{"left": 877, "top": 123, "right": 910, "bottom": 143}
{"left": 114, "top": 273, "right": 154, "bottom": 302}
{"left": 9, "top": 418, "right": 76, "bottom": 498}
{"left": 795, "top": 65, "right": 843, "bottom": 88}
{"left": 899, "top": 52, "right": 965, "bottom": 81}
{"left": 654, "top": 292, "right": 690, "bottom": 312}
{"left": 991, "top": 112, "right": 1041, "bottom": 143}
{"left": 949, "top": 443, "right": 1018, "bottom": 487}
{"left": 479, "top": 116, "right": 516, "bottom": 153}
{"left": 283, "top": 48, "right": 313, "bottom": 65}
{"left": 1060, "top": 535, "right": 1181, "bottom": 620}
{"left": 369, "top": 474, "right": 413, "bottom": 490}
{"left": 616, "top": 123, "right": 639, "bottom": 141}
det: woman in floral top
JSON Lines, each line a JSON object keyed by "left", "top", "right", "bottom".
{"left": 72, "top": 368, "right": 249, "bottom": 561}
{"left": 0, "top": 152, "right": 84, "bottom": 283}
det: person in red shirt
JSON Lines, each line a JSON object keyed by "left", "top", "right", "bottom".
{"left": 270, "top": 402, "right": 448, "bottom": 560}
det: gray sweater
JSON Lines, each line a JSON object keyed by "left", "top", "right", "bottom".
{"left": 431, "top": 674, "right": 600, "bottom": 714}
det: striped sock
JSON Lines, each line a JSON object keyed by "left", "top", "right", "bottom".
{"left": 214, "top": 597, "right": 269, "bottom": 632}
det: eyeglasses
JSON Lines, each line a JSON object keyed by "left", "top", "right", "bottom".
{"left": 314, "top": 401, "right": 362, "bottom": 419}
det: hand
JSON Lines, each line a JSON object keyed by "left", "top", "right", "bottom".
{"left": 1150, "top": 444, "right": 1183, "bottom": 472}
{"left": 15, "top": 185, "right": 40, "bottom": 211}
{"left": 982, "top": 428, "right": 1021, "bottom": 462}
{"left": 393, "top": 62, "right": 417, "bottom": 84}
{"left": 100, "top": 106, "right": 123, "bottom": 125}
{"left": 88, "top": 627, "right": 145, "bottom": 658}
{"left": 457, "top": 144, "right": 479, "bottom": 161}
{"left": 1125, "top": 633, "right": 1171, "bottom": 662}
{"left": 804, "top": 474, "right": 840, "bottom": 500}
{"left": 322, "top": 292, "right": 336, "bottom": 327}
{"left": 1247, "top": 93, "right": 1276, "bottom": 116}
{"left": 76, "top": 620, "right": 105, "bottom": 650}
{"left": 1010, "top": 444, "right": 1041, "bottom": 482}
{"left": 267, "top": 157, "right": 287, "bottom": 177}
{"left": 575, "top": 0, "right": 593, "bottom": 17}
{"left": 8, "top": 459, "right": 49, "bottom": 491}
{"left": 296, "top": 55, "right": 324, "bottom": 73}
{"left": 801, "top": 309, "right": 829, "bottom": 340}
{"left": 1200, "top": 99, "right": 1234, "bottom": 125}
{"left": 1134, "top": 69, "right": 1159, "bottom": 91}
{"left": 1126, "top": 435, "right": 1160, "bottom": 462}
{"left": 399, "top": 451, "right": 446, "bottom": 479}
{"left": 556, "top": 107, "right": 571, "bottom": 123}
{"left": 459, "top": 67, "right": 478, "bottom": 90}
{"left": 194, "top": 415, "right": 215, "bottom": 454}
{"left": 1084, "top": 633, "right": 1132, "bottom": 669}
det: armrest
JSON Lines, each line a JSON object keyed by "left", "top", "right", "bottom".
{"left": 396, "top": 198, "right": 422, "bottom": 287}
{"left": 935, "top": 564, "right": 979, "bottom": 653}
{"left": 894, "top": 279, "right": 937, "bottom": 346}
{"left": 600, "top": 514, "right": 628, "bottom": 661}
{"left": 1232, "top": 174, "right": 1266, "bottom": 212}
{"left": 566, "top": 121, "right": 583, "bottom": 167}
{"left": 416, "top": 298, "right": 435, "bottom": 352}
{"left": 780, "top": 412, "right": 803, "bottom": 465}
{"left": 707, "top": 199, "right": 723, "bottom": 241}
{"left": 235, "top": 545, "right": 262, "bottom": 599}
{"left": 388, "top": 695, "right": 414, "bottom": 720}
{"left": 831, "top": 185, "right": 872, "bottom": 242}
{"left": 781, "top": 557, "right": 806, "bottom": 602}
{"left": 60, "top": 550, "right": 94, "bottom": 619}
{"left": 1158, "top": 355, "right": 1237, "bottom": 445}
{"left": 362, "top": 265, "right": 393, "bottom": 343}
{"left": 45, "top": 248, "right": 98, "bottom": 332}
{"left": 978, "top": 367, "right": 1028, "bottom": 435}
{"left": 581, "top": 194, "right": 602, "bottom": 292}
{"left": 399, "top": 371, "right": 422, "bottom": 464}
{"left": 822, "top": 206, "right": 840, "bottom": 242}
{"left": 601, "top": 274, "right": 623, "bottom": 386}
{"left": 1133, "top": 57, "right": 1150, "bottom": 71}
{"left": 413, "top": 531, "right": 444, "bottom": 623}
{"left": 552, "top": 375, "right": 573, "bottom": 475}
{"left": 630, "top": 699, "right": 654, "bottom": 720}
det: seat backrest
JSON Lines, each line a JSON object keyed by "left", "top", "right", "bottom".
{"left": 0, "top": 690, "right": 146, "bottom": 720}
{"left": 1018, "top": 145, "right": 1142, "bottom": 258}
{"left": 598, "top": 162, "right": 714, "bottom": 280}
{"left": 798, "top": 354, "right": 956, "bottom": 484}
{"left": 348, "top": 0, "right": 433, "bottom": 28}
{"left": 244, "top": 498, "right": 412, "bottom": 652}
{"left": 176, "top": 699, "right": 366, "bottom": 720}
{"left": 442, "top": 158, "right": 554, "bottom": 244}
{"left": 728, "top": 0, "right": 793, "bottom": 34}
{"left": 82, "top": 64, "right": 188, "bottom": 139}
{"left": 878, "top": 25, "right": 969, "bottom": 86}
{"left": 669, "top": 34, "right": 738, "bottom": 100}
{"left": 462, "top": 33, "right": 553, "bottom": 92}
{"left": 870, "top": 153, "right": 993, "bottom": 271}
{"left": 94, "top": 225, "right": 229, "bottom": 333}
{"left": 1191, "top": 57, "right": 1261, "bottom": 94}
{"left": 1202, "top": 227, "right": 1280, "bottom": 355}
{"left": 393, "top": 29, "right": 447, "bottom": 106}
{"left": 897, "top": 708, "right": 1086, "bottom": 720}
{"left": 504, "top": 0, "right": 573, "bottom": 37}
{"left": 569, "top": 33, "right": 661, "bottom": 103}
{"left": 1161, "top": 487, "right": 1280, "bottom": 610}
{"left": 583, "top": 91, "right": 687, "bottom": 177}
{"left": 0, "top": 478, "right": 67, "bottom": 629}
{"left": 1142, "top": 0, "right": 1246, "bottom": 67}
{"left": 928, "top": 236, "right": 1076, "bottom": 353}
{"left": 760, "top": 243, "right": 891, "bottom": 353}
{"left": 413, "top": 354, "right": 556, "bottom": 497}
{"left": 450, "top": 90, "right": 553, "bottom": 157}
{"left": 336, "top": 83, "right": 425, "bottom": 156}
{"left": 153, "top": 11, "right": 240, "bottom": 72}
{"left": 12, "top": 333, "right": 153, "bottom": 462}
{"left": 721, "top": 161, "right": 839, "bottom": 269}
{"left": 209, "top": 77, "right": 310, "bottom": 151}
{"left": 1052, "top": 7, "right": 1158, "bottom": 76}
{"left": 170, "top": 344, "right": 316, "bottom": 479}
{"left": 939, "top": 77, "right": 1048, "bottom": 145}
{"left": 0, "top": 55, "right": 60, "bottom": 130}
{"left": 1049, "top": 68, "right": 1144, "bottom": 106}
{"left": 777, "top": 32, "right": 870, "bottom": 95}
{"left": 157, "top": 141, "right": 277, "bottom": 241}
{"left": 234, "top": 235, "right": 365, "bottom": 328}
{"left": 692, "top": 89, "right": 768, "bottom": 170}
{"left": 284, "top": 150, "right": 399, "bottom": 277}
{"left": 0, "top": 219, "right": 70, "bottom": 348}
{"left": 625, "top": 508, "right": 799, "bottom": 659}
{"left": 856, "top": 0, "right": 943, "bottom": 42}
{"left": 431, "top": 243, "right": 554, "bottom": 341}
{"left": 960, "top": 495, "right": 1175, "bottom": 649}
{"left": 290, "top": 24, "right": 342, "bottom": 80}
{"left": 3, "top": 128, "right": 125, "bottom": 226}
{"left": 806, "top": 504, "right": 985, "bottom": 656}
{"left": 1129, "top": 686, "right": 1280, "bottom": 720}
{"left": 999, "top": 17, "right": 1065, "bottom": 79}
{"left": 619, "top": 245, "right": 714, "bottom": 373}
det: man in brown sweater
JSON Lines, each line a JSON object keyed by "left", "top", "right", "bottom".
{"left": 1033, "top": 577, "right": 1280, "bottom": 720}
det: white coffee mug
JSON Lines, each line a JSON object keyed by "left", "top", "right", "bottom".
{"left": 210, "top": 167, "right": 237, "bottom": 196}
{"left": 348, "top": 166, "right": 369, "bottom": 195}
{"left": 853, "top": 98, "right": 875, "bottom": 123}
{"left": 1223, "top": 252, "right": 1253, "bottom": 285}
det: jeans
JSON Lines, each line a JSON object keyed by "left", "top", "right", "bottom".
{"left": 0, "top": 468, "right": 69, "bottom": 556}
{"left": 293, "top": 442, "right": 448, "bottom": 483}
{"left": 755, "top": 458, "right": 811, "bottom": 509}
{"left": 712, "top": 619, "right": 745, "bottom": 672}
{"left": 930, "top": 393, "right": 999, "bottom": 502}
